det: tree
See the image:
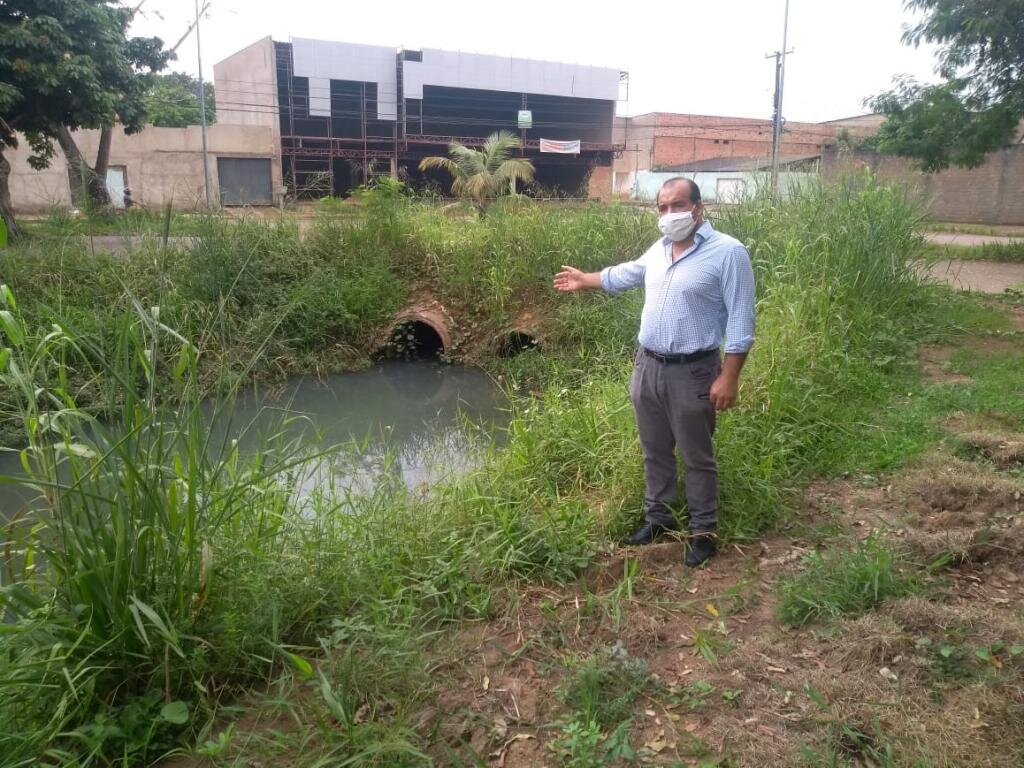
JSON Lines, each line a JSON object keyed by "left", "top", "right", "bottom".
{"left": 419, "top": 131, "right": 535, "bottom": 213}
{"left": 0, "top": 1, "right": 168, "bottom": 234}
{"left": 868, "top": 0, "right": 1024, "bottom": 171}
{"left": 144, "top": 72, "right": 216, "bottom": 128}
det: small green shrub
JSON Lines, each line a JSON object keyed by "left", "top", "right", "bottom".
{"left": 777, "top": 537, "right": 916, "bottom": 626}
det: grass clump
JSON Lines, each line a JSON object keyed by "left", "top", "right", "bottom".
{"left": 777, "top": 537, "right": 917, "bottom": 627}
{"left": 550, "top": 644, "right": 651, "bottom": 766}
{"left": 922, "top": 240, "right": 1024, "bottom": 263}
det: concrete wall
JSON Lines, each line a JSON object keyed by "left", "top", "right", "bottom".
{"left": 213, "top": 36, "right": 279, "bottom": 130}
{"left": 822, "top": 146, "right": 1024, "bottom": 226}
{"left": 8, "top": 123, "right": 282, "bottom": 212}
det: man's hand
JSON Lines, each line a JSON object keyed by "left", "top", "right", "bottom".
{"left": 553, "top": 265, "right": 601, "bottom": 293}
{"left": 710, "top": 353, "right": 747, "bottom": 411}
{"left": 709, "top": 373, "right": 739, "bottom": 411}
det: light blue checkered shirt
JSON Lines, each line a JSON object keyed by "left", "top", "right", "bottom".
{"left": 600, "top": 221, "right": 756, "bottom": 356}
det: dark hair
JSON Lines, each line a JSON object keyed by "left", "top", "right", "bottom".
{"left": 659, "top": 176, "right": 701, "bottom": 204}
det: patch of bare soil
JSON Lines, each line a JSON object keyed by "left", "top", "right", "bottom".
{"left": 903, "top": 461, "right": 1022, "bottom": 528}
{"left": 918, "top": 334, "right": 1021, "bottom": 385}
{"left": 944, "top": 412, "right": 1024, "bottom": 468}
{"left": 918, "top": 343, "right": 973, "bottom": 385}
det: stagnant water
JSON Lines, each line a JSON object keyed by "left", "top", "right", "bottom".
{"left": 0, "top": 361, "right": 509, "bottom": 521}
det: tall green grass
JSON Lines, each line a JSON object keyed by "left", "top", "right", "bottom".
{"left": 922, "top": 240, "right": 1024, "bottom": 263}
{"left": 0, "top": 176, "right": 975, "bottom": 765}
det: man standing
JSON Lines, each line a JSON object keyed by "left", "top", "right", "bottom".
{"left": 553, "top": 178, "right": 755, "bottom": 567}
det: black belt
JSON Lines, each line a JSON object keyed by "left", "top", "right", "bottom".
{"left": 642, "top": 346, "right": 719, "bottom": 364}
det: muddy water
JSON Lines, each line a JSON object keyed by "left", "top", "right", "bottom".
{"left": 0, "top": 361, "right": 509, "bottom": 520}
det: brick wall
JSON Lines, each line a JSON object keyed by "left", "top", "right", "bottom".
{"left": 650, "top": 114, "right": 836, "bottom": 169}
{"left": 614, "top": 113, "right": 869, "bottom": 175}
{"left": 822, "top": 146, "right": 1024, "bottom": 226}
{"left": 587, "top": 165, "right": 613, "bottom": 199}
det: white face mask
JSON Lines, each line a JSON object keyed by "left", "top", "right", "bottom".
{"left": 658, "top": 210, "right": 698, "bottom": 242}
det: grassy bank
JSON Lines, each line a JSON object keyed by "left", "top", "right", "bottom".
{"left": 0, "top": 179, "right": 1000, "bottom": 766}
{"left": 922, "top": 240, "right": 1024, "bottom": 263}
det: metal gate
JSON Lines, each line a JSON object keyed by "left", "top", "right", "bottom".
{"left": 217, "top": 158, "right": 272, "bottom": 205}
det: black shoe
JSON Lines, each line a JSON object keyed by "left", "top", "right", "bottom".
{"left": 684, "top": 534, "right": 717, "bottom": 568}
{"left": 626, "top": 520, "right": 679, "bottom": 546}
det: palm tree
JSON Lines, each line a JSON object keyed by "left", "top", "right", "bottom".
{"left": 418, "top": 130, "right": 535, "bottom": 213}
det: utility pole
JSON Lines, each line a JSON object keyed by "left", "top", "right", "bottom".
{"left": 766, "top": 0, "right": 792, "bottom": 197}
{"left": 195, "top": 0, "right": 212, "bottom": 210}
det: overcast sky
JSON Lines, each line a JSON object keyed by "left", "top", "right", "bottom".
{"left": 130, "top": 0, "right": 941, "bottom": 123}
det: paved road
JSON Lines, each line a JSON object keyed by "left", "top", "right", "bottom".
{"left": 925, "top": 232, "right": 1022, "bottom": 247}
{"left": 926, "top": 259, "right": 1024, "bottom": 294}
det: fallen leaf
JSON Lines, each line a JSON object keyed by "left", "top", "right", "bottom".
{"left": 492, "top": 733, "right": 535, "bottom": 768}
{"left": 493, "top": 715, "right": 508, "bottom": 739}
{"left": 644, "top": 738, "right": 669, "bottom": 753}
{"left": 482, "top": 675, "right": 490, "bottom": 691}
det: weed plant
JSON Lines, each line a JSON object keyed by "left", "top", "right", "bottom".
{"left": 776, "top": 537, "right": 917, "bottom": 626}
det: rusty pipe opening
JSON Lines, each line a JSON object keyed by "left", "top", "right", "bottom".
{"left": 379, "top": 308, "right": 451, "bottom": 360}
{"left": 381, "top": 320, "right": 444, "bottom": 360}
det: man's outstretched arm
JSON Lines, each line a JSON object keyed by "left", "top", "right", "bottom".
{"left": 553, "top": 265, "right": 603, "bottom": 292}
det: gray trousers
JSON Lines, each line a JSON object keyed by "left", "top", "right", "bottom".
{"left": 629, "top": 351, "right": 719, "bottom": 533}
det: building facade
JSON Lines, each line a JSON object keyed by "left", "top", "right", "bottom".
{"left": 214, "top": 36, "right": 626, "bottom": 201}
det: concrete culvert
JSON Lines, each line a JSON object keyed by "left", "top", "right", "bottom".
{"left": 495, "top": 330, "right": 539, "bottom": 358}
{"left": 382, "top": 319, "right": 445, "bottom": 360}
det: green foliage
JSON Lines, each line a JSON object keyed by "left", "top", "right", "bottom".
{"left": 0, "top": 177, "right": 997, "bottom": 765}
{"left": 144, "top": 72, "right": 216, "bottom": 128}
{"left": 551, "top": 645, "right": 648, "bottom": 766}
{"left": 777, "top": 537, "right": 917, "bottom": 627}
{"left": 869, "top": 0, "right": 1024, "bottom": 170}
{"left": 419, "top": 131, "right": 536, "bottom": 209}
{"left": 0, "top": 1, "right": 169, "bottom": 233}
{"left": 0, "top": 1, "right": 168, "bottom": 149}
{"left": 921, "top": 239, "right": 1024, "bottom": 263}
{"left": 559, "top": 645, "right": 651, "bottom": 729}
{"left": 869, "top": 78, "right": 1018, "bottom": 171}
